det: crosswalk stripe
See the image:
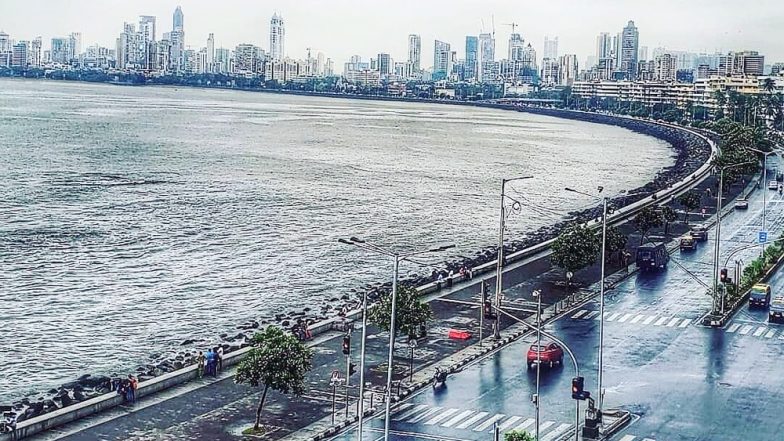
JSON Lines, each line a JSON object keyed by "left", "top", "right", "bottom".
{"left": 642, "top": 438, "right": 656, "bottom": 441}
{"left": 667, "top": 317, "right": 681, "bottom": 327}
{"left": 740, "top": 324, "right": 754, "bottom": 335}
{"left": 541, "top": 423, "right": 573, "bottom": 441}
{"left": 539, "top": 421, "right": 555, "bottom": 432}
{"left": 607, "top": 313, "right": 621, "bottom": 321}
{"left": 727, "top": 323, "right": 741, "bottom": 333}
{"left": 496, "top": 416, "right": 523, "bottom": 431}
{"left": 618, "top": 313, "right": 633, "bottom": 323}
{"left": 679, "top": 318, "right": 691, "bottom": 328}
{"left": 442, "top": 410, "right": 474, "bottom": 427}
{"left": 407, "top": 407, "right": 443, "bottom": 423}
{"left": 779, "top": 332, "right": 784, "bottom": 340}
{"left": 753, "top": 326, "right": 767, "bottom": 337}
{"left": 393, "top": 404, "right": 429, "bottom": 421}
{"left": 424, "top": 408, "right": 460, "bottom": 425}
{"left": 512, "top": 418, "right": 536, "bottom": 432}
{"left": 654, "top": 317, "right": 669, "bottom": 326}
{"left": 474, "top": 413, "right": 506, "bottom": 431}
{"left": 456, "top": 412, "right": 489, "bottom": 429}
{"left": 583, "top": 311, "right": 600, "bottom": 319}
{"left": 390, "top": 403, "right": 414, "bottom": 415}
{"left": 643, "top": 316, "right": 657, "bottom": 325}
{"left": 630, "top": 314, "right": 645, "bottom": 324}
{"left": 619, "top": 435, "right": 636, "bottom": 441}
{"left": 571, "top": 310, "right": 589, "bottom": 319}
{"left": 765, "top": 329, "right": 777, "bottom": 338}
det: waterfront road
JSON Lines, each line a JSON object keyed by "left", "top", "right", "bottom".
{"left": 330, "top": 180, "right": 784, "bottom": 440}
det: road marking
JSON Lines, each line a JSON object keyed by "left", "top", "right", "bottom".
{"left": 390, "top": 403, "right": 414, "bottom": 415}
{"left": 407, "top": 407, "right": 443, "bottom": 423}
{"left": 607, "top": 313, "right": 622, "bottom": 321}
{"left": 618, "top": 313, "right": 633, "bottom": 323}
{"left": 679, "top": 318, "right": 691, "bottom": 328}
{"left": 442, "top": 410, "right": 474, "bottom": 427}
{"left": 424, "top": 408, "right": 460, "bottom": 425}
{"left": 654, "top": 317, "right": 669, "bottom": 326}
{"left": 571, "top": 310, "right": 589, "bottom": 319}
{"left": 539, "top": 421, "right": 555, "bottom": 432}
{"left": 541, "top": 423, "right": 574, "bottom": 441}
{"left": 583, "top": 311, "right": 600, "bottom": 319}
{"left": 727, "top": 323, "right": 741, "bottom": 333}
{"left": 642, "top": 438, "right": 656, "bottom": 441}
{"left": 667, "top": 317, "right": 681, "bottom": 327}
{"left": 393, "top": 404, "right": 429, "bottom": 421}
{"left": 619, "top": 436, "right": 636, "bottom": 441}
{"left": 643, "top": 316, "right": 657, "bottom": 325}
{"left": 512, "top": 418, "right": 536, "bottom": 431}
{"left": 753, "top": 326, "right": 767, "bottom": 337}
{"left": 740, "top": 324, "right": 754, "bottom": 335}
{"left": 495, "top": 415, "right": 522, "bottom": 431}
{"left": 779, "top": 332, "right": 784, "bottom": 340}
{"left": 765, "top": 329, "right": 777, "bottom": 338}
{"left": 474, "top": 413, "right": 506, "bottom": 431}
{"left": 456, "top": 411, "right": 489, "bottom": 429}
{"left": 630, "top": 314, "right": 645, "bottom": 324}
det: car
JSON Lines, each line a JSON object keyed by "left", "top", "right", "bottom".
{"left": 679, "top": 235, "right": 697, "bottom": 251}
{"left": 690, "top": 224, "right": 708, "bottom": 241}
{"left": 734, "top": 198, "right": 749, "bottom": 210}
{"left": 769, "top": 296, "right": 784, "bottom": 323}
{"left": 769, "top": 180, "right": 779, "bottom": 190}
{"left": 636, "top": 242, "right": 669, "bottom": 271}
{"left": 526, "top": 342, "right": 564, "bottom": 369}
{"left": 750, "top": 283, "right": 772, "bottom": 308}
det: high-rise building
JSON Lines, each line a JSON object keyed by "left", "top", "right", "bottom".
{"left": 169, "top": 6, "right": 185, "bottom": 72}
{"left": 68, "top": 32, "right": 82, "bottom": 62}
{"left": 30, "top": 37, "right": 42, "bottom": 67}
{"left": 638, "top": 45, "right": 648, "bottom": 62}
{"left": 0, "top": 31, "right": 10, "bottom": 67}
{"left": 407, "top": 34, "right": 421, "bottom": 72}
{"left": 596, "top": 32, "right": 611, "bottom": 60}
{"left": 509, "top": 33, "right": 524, "bottom": 61}
{"left": 215, "top": 47, "right": 231, "bottom": 73}
{"left": 138, "top": 16, "right": 156, "bottom": 43}
{"left": 235, "top": 43, "right": 263, "bottom": 74}
{"left": 654, "top": 53, "right": 676, "bottom": 81}
{"left": 465, "top": 36, "right": 478, "bottom": 80}
{"left": 558, "top": 54, "right": 578, "bottom": 85}
{"left": 269, "top": 13, "right": 285, "bottom": 61}
{"left": 433, "top": 40, "right": 451, "bottom": 80}
{"left": 377, "top": 53, "right": 392, "bottom": 76}
{"left": 206, "top": 33, "right": 215, "bottom": 73}
{"left": 12, "top": 42, "right": 28, "bottom": 68}
{"left": 173, "top": 6, "right": 184, "bottom": 31}
{"left": 138, "top": 17, "right": 156, "bottom": 69}
{"left": 51, "top": 37, "right": 69, "bottom": 64}
{"left": 620, "top": 20, "right": 639, "bottom": 80}
{"left": 541, "top": 58, "right": 559, "bottom": 86}
{"left": 478, "top": 32, "right": 495, "bottom": 82}
{"left": 544, "top": 36, "right": 559, "bottom": 60}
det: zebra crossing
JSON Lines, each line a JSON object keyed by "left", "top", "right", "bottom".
{"left": 570, "top": 309, "right": 694, "bottom": 329}
{"left": 617, "top": 435, "right": 656, "bottom": 441}
{"left": 725, "top": 321, "right": 784, "bottom": 340}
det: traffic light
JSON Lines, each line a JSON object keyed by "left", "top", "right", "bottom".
{"left": 483, "top": 301, "right": 494, "bottom": 319}
{"left": 720, "top": 268, "right": 728, "bottom": 283}
{"left": 571, "top": 376, "right": 591, "bottom": 400}
{"left": 349, "top": 362, "right": 357, "bottom": 376}
{"left": 342, "top": 335, "right": 351, "bottom": 355}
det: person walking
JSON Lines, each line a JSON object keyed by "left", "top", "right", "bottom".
{"left": 205, "top": 348, "right": 215, "bottom": 377}
{"left": 197, "top": 351, "right": 206, "bottom": 378}
{"left": 126, "top": 374, "right": 138, "bottom": 404}
{"left": 216, "top": 346, "right": 224, "bottom": 374}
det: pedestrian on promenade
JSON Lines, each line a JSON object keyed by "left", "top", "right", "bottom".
{"left": 126, "top": 374, "right": 138, "bottom": 404}
{"left": 197, "top": 351, "right": 205, "bottom": 378}
{"left": 205, "top": 348, "right": 215, "bottom": 377}
{"left": 216, "top": 346, "right": 224, "bottom": 374}
{"left": 304, "top": 321, "right": 312, "bottom": 340}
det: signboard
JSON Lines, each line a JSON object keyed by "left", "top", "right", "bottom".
{"left": 759, "top": 231, "right": 769, "bottom": 244}
{"left": 409, "top": 339, "right": 418, "bottom": 348}
{"left": 331, "top": 370, "right": 341, "bottom": 382}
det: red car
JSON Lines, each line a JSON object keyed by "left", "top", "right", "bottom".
{"left": 527, "top": 342, "right": 564, "bottom": 369}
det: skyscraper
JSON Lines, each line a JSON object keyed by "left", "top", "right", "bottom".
{"left": 433, "top": 40, "right": 451, "bottom": 80}
{"left": 478, "top": 33, "right": 495, "bottom": 82}
{"left": 638, "top": 45, "right": 648, "bottom": 62}
{"left": 596, "top": 32, "right": 611, "bottom": 59}
{"left": 465, "top": 36, "right": 478, "bottom": 80}
{"left": 138, "top": 17, "right": 156, "bottom": 70}
{"left": 51, "top": 37, "right": 69, "bottom": 64}
{"left": 558, "top": 54, "right": 578, "bottom": 85}
{"left": 508, "top": 33, "right": 524, "bottom": 61}
{"left": 170, "top": 6, "right": 185, "bottom": 72}
{"left": 377, "top": 53, "right": 392, "bottom": 76}
{"left": 544, "top": 36, "right": 559, "bottom": 60}
{"left": 408, "top": 34, "right": 421, "bottom": 72}
{"left": 0, "top": 31, "right": 10, "bottom": 67}
{"left": 206, "top": 33, "right": 215, "bottom": 72}
{"left": 68, "top": 32, "right": 82, "bottom": 62}
{"left": 30, "top": 37, "right": 42, "bottom": 67}
{"left": 620, "top": 20, "right": 639, "bottom": 80}
{"left": 270, "top": 13, "right": 285, "bottom": 61}
{"left": 173, "top": 6, "right": 184, "bottom": 31}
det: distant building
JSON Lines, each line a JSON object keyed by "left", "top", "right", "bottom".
{"left": 12, "top": 42, "right": 28, "bottom": 68}
{"left": 377, "top": 52, "right": 392, "bottom": 76}
{"left": 433, "top": 40, "right": 451, "bottom": 80}
{"left": 173, "top": 6, "right": 184, "bottom": 31}
{"left": 465, "top": 36, "right": 478, "bottom": 80}
{"left": 235, "top": 43, "right": 263, "bottom": 74}
{"left": 206, "top": 33, "right": 215, "bottom": 73}
{"left": 478, "top": 32, "right": 495, "bottom": 82}
{"left": 30, "top": 37, "right": 42, "bottom": 67}
{"left": 543, "top": 36, "right": 558, "bottom": 60}
{"left": 0, "top": 31, "right": 10, "bottom": 67}
{"left": 655, "top": 53, "right": 676, "bottom": 81}
{"left": 620, "top": 20, "right": 639, "bottom": 80}
{"left": 558, "top": 54, "right": 578, "bottom": 85}
{"left": 51, "top": 37, "right": 69, "bottom": 64}
{"left": 269, "top": 13, "right": 285, "bottom": 61}
{"left": 541, "top": 58, "right": 559, "bottom": 86}
{"left": 407, "top": 34, "right": 421, "bottom": 73}
{"left": 509, "top": 33, "right": 524, "bottom": 61}
{"left": 596, "top": 32, "right": 611, "bottom": 60}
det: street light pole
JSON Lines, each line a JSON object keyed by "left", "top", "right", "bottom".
{"left": 382, "top": 255, "right": 399, "bottom": 441}
{"left": 356, "top": 289, "right": 369, "bottom": 441}
{"left": 745, "top": 148, "right": 776, "bottom": 255}
{"left": 597, "top": 196, "right": 608, "bottom": 410}
{"left": 533, "top": 289, "right": 542, "bottom": 441}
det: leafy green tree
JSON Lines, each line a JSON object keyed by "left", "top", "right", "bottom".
{"left": 605, "top": 225, "right": 628, "bottom": 263}
{"left": 633, "top": 206, "right": 663, "bottom": 245}
{"left": 505, "top": 429, "right": 536, "bottom": 441}
{"left": 550, "top": 224, "right": 600, "bottom": 277}
{"left": 661, "top": 206, "right": 678, "bottom": 237}
{"left": 235, "top": 327, "right": 313, "bottom": 431}
{"left": 368, "top": 285, "right": 433, "bottom": 340}
{"left": 678, "top": 191, "right": 701, "bottom": 222}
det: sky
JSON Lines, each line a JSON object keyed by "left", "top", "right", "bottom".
{"left": 1, "top": 0, "right": 783, "bottom": 68}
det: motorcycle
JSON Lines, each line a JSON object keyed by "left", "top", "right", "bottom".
{"left": 432, "top": 368, "right": 448, "bottom": 389}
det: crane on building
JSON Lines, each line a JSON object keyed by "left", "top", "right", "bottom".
{"left": 504, "top": 22, "right": 519, "bottom": 35}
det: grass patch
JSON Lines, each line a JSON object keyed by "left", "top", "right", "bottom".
{"left": 241, "top": 426, "right": 268, "bottom": 436}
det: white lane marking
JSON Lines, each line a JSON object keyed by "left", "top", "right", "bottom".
{"left": 495, "top": 415, "right": 522, "bottom": 431}
{"left": 571, "top": 310, "right": 589, "bottom": 319}
{"left": 727, "top": 323, "right": 741, "bottom": 333}
{"left": 753, "top": 326, "right": 767, "bottom": 337}
{"left": 442, "top": 410, "right": 474, "bottom": 427}
{"left": 512, "top": 418, "right": 536, "bottom": 431}
{"left": 541, "top": 423, "right": 574, "bottom": 441}
{"left": 630, "top": 314, "right": 645, "bottom": 324}
{"left": 539, "top": 421, "right": 555, "bottom": 432}
{"left": 643, "top": 316, "right": 657, "bottom": 325}
{"left": 740, "top": 324, "right": 754, "bottom": 335}
{"left": 390, "top": 403, "right": 414, "bottom": 415}
{"left": 474, "top": 413, "right": 506, "bottom": 431}
{"left": 424, "top": 408, "right": 460, "bottom": 425}
{"left": 654, "top": 317, "right": 669, "bottom": 326}
{"left": 619, "top": 435, "right": 636, "bottom": 441}
{"left": 393, "top": 404, "right": 429, "bottom": 421}
{"left": 765, "top": 329, "right": 777, "bottom": 339}
{"left": 407, "top": 407, "right": 443, "bottom": 423}
{"left": 456, "top": 411, "right": 489, "bottom": 429}
{"left": 679, "top": 318, "right": 691, "bottom": 328}
{"left": 583, "top": 311, "right": 600, "bottom": 319}
{"left": 618, "top": 313, "right": 634, "bottom": 323}
{"left": 607, "top": 313, "right": 622, "bottom": 321}
{"left": 667, "top": 317, "right": 681, "bottom": 327}
{"left": 642, "top": 438, "right": 656, "bottom": 441}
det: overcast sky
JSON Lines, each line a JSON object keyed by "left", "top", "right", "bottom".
{"left": 1, "top": 0, "right": 782, "bottom": 67}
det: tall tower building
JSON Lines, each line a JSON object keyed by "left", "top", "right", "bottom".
{"left": 478, "top": 33, "right": 495, "bottom": 82}
{"left": 407, "top": 34, "right": 421, "bottom": 72}
{"left": 543, "top": 36, "right": 558, "bottom": 60}
{"left": 508, "top": 33, "right": 524, "bottom": 61}
{"left": 206, "top": 33, "right": 215, "bottom": 72}
{"left": 30, "top": 37, "right": 42, "bottom": 67}
{"left": 377, "top": 53, "right": 392, "bottom": 76}
{"left": 620, "top": 20, "right": 639, "bottom": 80}
{"left": 173, "top": 6, "right": 184, "bottom": 31}
{"left": 465, "top": 36, "right": 478, "bottom": 80}
{"left": 596, "top": 32, "right": 611, "bottom": 59}
{"left": 433, "top": 40, "right": 451, "bottom": 80}
{"left": 269, "top": 13, "right": 285, "bottom": 61}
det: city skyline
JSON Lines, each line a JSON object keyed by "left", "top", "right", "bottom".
{"left": 0, "top": 0, "right": 782, "bottom": 69}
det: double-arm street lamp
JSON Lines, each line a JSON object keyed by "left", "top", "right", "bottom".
{"left": 494, "top": 176, "right": 534, "bottom": 339}
{"left": 744, "top": 147, "right": 776, "bottom": 254}
{"left": 338, "top": 237, "right": 454, "bottom": 441}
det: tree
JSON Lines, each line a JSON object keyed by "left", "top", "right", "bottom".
{"left": 550, "top": 224, "right": 600, "bottom": 277}
{"left": 660, "top": 206, "right": 678, "bottom": 237}
{"left": 235, "top": 327, "right": 313, "bottom": 432}
{"left": 605, "top": 225, "right": 628, "bottom": 263}
{"left": 368, "top": 284, "right": 433, "bottom": 340}
{"left": 633, "top": 206, "right": 663, "bottom": 244}
{"left": 505, "top": 429, "right": 536, "bottom": 441}
{"left": 677, "top": 191, "right": 701, "bottom": 222}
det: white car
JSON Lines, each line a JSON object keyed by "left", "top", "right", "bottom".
{"left": 735, "top": 198, "right": 749, "bottom": 209}
{"left": 768, "top": 180, "right": 779, "bottom": 190}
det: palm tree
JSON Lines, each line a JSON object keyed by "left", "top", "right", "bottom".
{"left": 713, "top": 89, "right": 727, "bottom": 119}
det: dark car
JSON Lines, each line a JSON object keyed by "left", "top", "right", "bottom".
{"left": 679, "top": 235, "right": 697, "bottom": 251}
{"left": 526, "top": 342, "right": 564, "bottom": 369}
{"left": 636, "top": 243, "right": 669, "bottom": 271}
{"left": 750, "top": 284, "right": 772, "bottom": 308}
{"left": 769, "top": 297, "right": 784, "bottom": 323}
